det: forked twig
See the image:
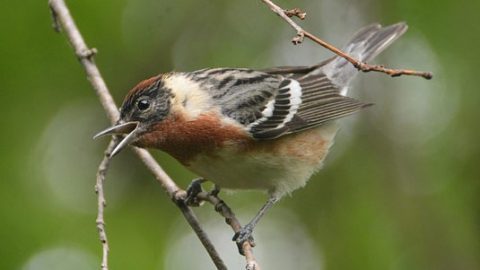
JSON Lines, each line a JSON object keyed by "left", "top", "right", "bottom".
{"left": 95, "top": 139, "right": 117, "bottom": 270}
{"left": 260, "top": 0, "right": 433, "bottom": 79}
{"left": 197, "top": 192, "right": 260, "bottom": 270}
{"left": 48, "top": 1, "right": 227, "bottom": 269}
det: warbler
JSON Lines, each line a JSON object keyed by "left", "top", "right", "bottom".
{"left": 95, "top": 23, "right": 408, "bottom": 248}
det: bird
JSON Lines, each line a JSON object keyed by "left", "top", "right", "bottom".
{"left": 95, "top": 22, "right": 408, "bottom": 250}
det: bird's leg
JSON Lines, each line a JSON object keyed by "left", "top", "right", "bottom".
{"left": 233, "top": 196, "right": 278, "bottom": 253}
{"left": 184, "top": 178, "right": 207, "bottom": 206}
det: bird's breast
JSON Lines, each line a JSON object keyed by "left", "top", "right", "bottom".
{"left": 135, "top": 112, "right": 252, "bottom": 163}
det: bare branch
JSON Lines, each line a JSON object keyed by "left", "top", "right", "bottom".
{"left": 174, "top": 192, "right": 230, "bottom": 264}
{"left": 48, "top": 1, "right": 227, "bottom": 269}
{"left": 95, "top": 139, "right": 117, "bottom": 270}
{"left": 197, "top": 192, "right": 261, "bottom": 270}
{"left": 260, "top": 0, "right": 433, "bottom": 80}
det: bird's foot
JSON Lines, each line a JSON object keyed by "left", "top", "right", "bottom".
{"left": 232, "top": 224, "right": 256, "bottom": 255}
{"left": 184, "top": 178, "right": 206, "bottom": 207}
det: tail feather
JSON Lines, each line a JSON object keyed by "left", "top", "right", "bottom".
{"left": 321, "top": 22, "right": 408, "bottom": 87}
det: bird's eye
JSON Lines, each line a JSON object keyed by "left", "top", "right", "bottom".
{"left": 137, "top": 99, "right": 150, "bottom": 111}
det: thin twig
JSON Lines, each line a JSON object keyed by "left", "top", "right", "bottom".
{"left": 197, "top": 192, "right": 260, "bottom": 270}
{"left": 48, "top": 1, "right": 227, "bottom": 269}
{"left": 95, "top": 139, "right": 117, "bottom": 270}
{"left": 174, "top": 192, "right": 231, "bottom": 264}
{"left": 260, "top": 0, "right": 433, "bottom": 80}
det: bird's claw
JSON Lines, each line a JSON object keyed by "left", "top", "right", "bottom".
{"left": 185, "top": 178, "right": 206, "bottom": 206}
{"left": 232, "top": 224, "right": 256, "bottom": 255}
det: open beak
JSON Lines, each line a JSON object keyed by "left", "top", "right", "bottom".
{"left": 93, "top": 121, "right": 140, "bottom": 157}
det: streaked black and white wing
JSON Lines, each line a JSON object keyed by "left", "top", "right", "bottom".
{"left": 189, "top": 68, "right": 370, "bottom": 140}
{"left": 248, "top": 74, "right": 371, "bottom": 139}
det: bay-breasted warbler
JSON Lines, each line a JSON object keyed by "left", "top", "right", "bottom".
{"left": 95, "top": 23, "right": 408, "bottom": 248}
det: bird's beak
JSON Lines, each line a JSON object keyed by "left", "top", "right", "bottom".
{"left": 93, "top": 121, "right": 140, "bottom": 157}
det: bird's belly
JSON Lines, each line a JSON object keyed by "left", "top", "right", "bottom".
{"left": 186, "top": 124, "right": 338, "bottom": 197}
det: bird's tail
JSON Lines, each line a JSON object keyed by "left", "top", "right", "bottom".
{"left": 321, "top": 22, "right": 408, "bottom": 87}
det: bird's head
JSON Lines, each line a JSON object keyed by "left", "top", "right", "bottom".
{"left": 94, "top": 75, "right": 174, "bottom": 156}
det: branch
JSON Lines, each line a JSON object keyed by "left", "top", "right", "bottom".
{"left": 197, "top": 192, "right": 260, "bottom": 270}
{"left": 48, "top": 1, "right": 227, "bottom": 269}
{"left": 260, "top": 0, "right": 433, "bottom": 80}
{"left": 95, "top": 139, "right": 117, "bottom": 270}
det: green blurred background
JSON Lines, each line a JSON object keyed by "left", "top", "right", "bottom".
{"left": 1, "top": 0, "right": 479, "bottom": 269}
